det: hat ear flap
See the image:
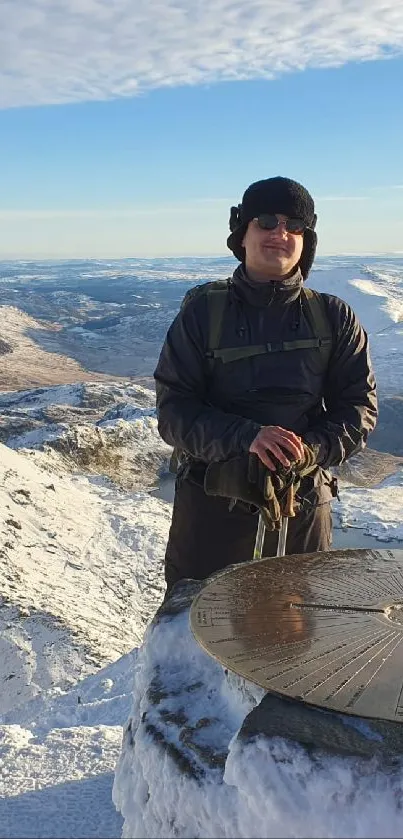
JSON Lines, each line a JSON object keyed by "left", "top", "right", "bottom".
{"left": 227, "top": 204, "right": 248, "bottom": 261}
{"left": 227, "top": 225, "right": 247, "bottom": 262}
{"left": 299, "top": 228, "right": 317, "bottom": 280}
{"left": 229, "top": 204, "right": 241, "bottom": 233}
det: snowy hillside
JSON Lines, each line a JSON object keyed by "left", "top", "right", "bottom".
{"left": 308, "top": 260, "right": 403, "bottom": 399}
{"left": 0, "top": 306, "right": 116, "bottom": 391}
{"left": 0, "top": 441, "right": 169, "bottom": 707}
{"left": 0, "top": 434, "right": 169, "bottom": 837}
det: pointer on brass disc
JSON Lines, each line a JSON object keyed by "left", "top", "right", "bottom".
{"left": 190, "top": 548, "right": 403, "bottom": 722}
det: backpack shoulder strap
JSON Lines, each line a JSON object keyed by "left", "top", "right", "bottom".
{"left": 182, "top": 283, "right": 333, "bottom": 368}
{"left": 179, "top": 278, "right": 231, "bottom": 369}
{"left": 179, "top": 282, "right": 207, "bottom": 311}
{"left": 206, "top": 281, "right": 230, "bottom": 352}
{"left": 301, "top": 287, "right": 333, "bottom": 342}
{"left": 180, "top": 279, "right": 229, "bottom": 314}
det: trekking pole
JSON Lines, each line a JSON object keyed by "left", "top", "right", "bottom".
{"left": 253, "top": 513, "right": 266, "bottom": 561}
{"left": 276, "top": 515, "right": 289, "bottom": 557}
{"left": 276, "top": 479, "right": 296, "bottom": 556}
{"left": 252, "top": 473, "right": 294, "bottom": 561}
{"left": 253, "top": 512, "right": 289, "bottom": 561}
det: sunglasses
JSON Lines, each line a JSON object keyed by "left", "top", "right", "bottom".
{"left": 254, "top": 215, "right": 307, "bottom": 235}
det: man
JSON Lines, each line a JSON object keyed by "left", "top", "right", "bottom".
{"left": 154, "top": 176, "right": 377, "bottom": 591}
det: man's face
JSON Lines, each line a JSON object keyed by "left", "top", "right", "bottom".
{"left": 242, "top": 213, "right": 304, "bottom": 280}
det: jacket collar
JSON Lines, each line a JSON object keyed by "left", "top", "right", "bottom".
{"left": 231, "top": 264, "right": 303, "bottom": 307}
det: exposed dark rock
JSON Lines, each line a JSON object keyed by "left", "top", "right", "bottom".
{"left": 239, "top": 692, "right": 403, "bottom": 767}
{"left": 0, "top": 416, "right": 41, "bottom": 443}
{"left": 143, "top": 718, "right": 205, "bottom": 781}
{"left": 0, "top": 382, "right": 169, "bottom": 489}
{"left": 5, "top": 518, "right": 22, "bottom": 530}
{"left": 156, "top": 578, "right": 204, "bottom": 619}
{"left": 0, "top": 338, "right": 12, "bottom": 355}
{"left": 179, "top": 720, "right": 227, "bottom": 770}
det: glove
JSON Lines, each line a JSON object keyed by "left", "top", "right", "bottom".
{"left": 267, "top": 442, "right": 318, "bottom": 516}
{"left": 268, "top": 442, "right": 318, "bottom": 483}
{"left": 204, "top": 445, "right": 318, "bottom": 529}
{"left": 295, "top": 442, "right": 318, "bottom": 478}
{"left": 204, "top": 454, "right": 282, "bottom": 530}
{"left": 258, "top": 455, "right": 301, "bottom": 521}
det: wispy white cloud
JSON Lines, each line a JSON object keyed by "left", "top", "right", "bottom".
{"left": 1, "top": 0, "right": 403, "bottom": 108}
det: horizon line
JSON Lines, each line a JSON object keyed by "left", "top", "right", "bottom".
{"left": 0, "top": 251, "right": 402, "bottom": 263}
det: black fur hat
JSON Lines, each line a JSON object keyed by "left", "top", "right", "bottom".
{"left": 227, "top": 176, "right": 317, "bottom": 279}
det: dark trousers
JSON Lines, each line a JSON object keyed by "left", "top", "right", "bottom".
{"left": 164, "top": 476, "right": 332, "bottom": 591}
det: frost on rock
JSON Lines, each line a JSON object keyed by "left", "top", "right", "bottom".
{"left": 113, "top": 580, "right": 403, "bottom": 839}
{"left": 0, "top": 382, "right": 172, "bottom": 490}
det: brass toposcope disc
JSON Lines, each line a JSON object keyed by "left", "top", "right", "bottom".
{"left": 190, "top": 548, "right": 403, "bottom": 722}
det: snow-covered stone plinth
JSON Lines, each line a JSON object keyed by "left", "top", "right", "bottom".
{"left": 113, "top": 580, "right": 403, "bottom": 839}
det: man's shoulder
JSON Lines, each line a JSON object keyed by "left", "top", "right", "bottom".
{"left": 305, "top": 288, "right": 352, "bottom": 316}
{"left": 180, "top": 279, "right": 230, "bottom": 312}
{"left": 305, "top": 289, "right": 364, "bottom": 339}
{"left": 304, "top": 287, "right": 344, "bottom": 303}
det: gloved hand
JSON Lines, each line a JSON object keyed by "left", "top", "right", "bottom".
{"left": 204, "top": 453, "right": 283, "bottom": 530}
{"left": 295, "top": 442, "right": 318, "bottom": 478}
{"left": 256, "top": 454, "right": 302, "bottom": 521}
{"left": 267, "top": 442, "right": 318, "bottom": 516}
{"left": 269, "top": 441, "right": 318, "bottom": 482}
{"left": 204, "top": 445, "right": 318, "bottom": 530}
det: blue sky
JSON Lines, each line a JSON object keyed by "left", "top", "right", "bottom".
{"left": 0, "top": 0, "right": 402, "bottom": 258}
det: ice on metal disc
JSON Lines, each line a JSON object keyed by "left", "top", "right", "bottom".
{"left": 190, "top": 548, "right": 403, "bottom": 722}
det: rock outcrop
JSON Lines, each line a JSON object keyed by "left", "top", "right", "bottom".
{"left": 0, "top": 382, "right": 172, "bottom": 490}
{"left": 113, "top": 580, "right": 403, "bottom": 839}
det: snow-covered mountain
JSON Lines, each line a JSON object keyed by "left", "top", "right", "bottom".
{"left": 1, "top": 255, "right": 402, "bottom": 449}
{"left": 0, "top": 255, "right": 402, "bottom": 839}
{"left": 0, "top": 256, "right": 401, "bottom": 384}
{"left": 0, "top": 381, "right": 171, "bottom": 490}
{"left": 0, "top": 257, "right": 224, "bottom": 381}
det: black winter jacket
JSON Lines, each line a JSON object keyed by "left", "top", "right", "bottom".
{"left": 154, "top": 266, "right": 377, "bottom": 501}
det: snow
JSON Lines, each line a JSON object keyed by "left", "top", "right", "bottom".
{"left": 0, "top": 255, "right": 402, "bottom": 839}
{"left": 0, "top": 434, "right": 169, "bottom": 838}
{"left": 309, "top": 261, "right": 403, "bottom": 397}
{"left": 0, "top": 382, "right": 156, "bottom": 413}
{"left": 335, "top": 471, "right": 403, "bottom": 541}
{"left": 0, "top": 725, "right": 123, "bottom": 839}
{"left": 7, "top": 422, "right": 69, "bottom": 448}
{"left": 353, "top": 267, "right": 403, "bottom": 324}
{"left": 0, "top": 381, "right": 172, "bottom": 491}
{"left": 0, "top": 651, "right": 137, "bottom": 837}
{"left": 0, "top": 442, "right": 169, "bottom": 689}
{"left": 112, "top": 592, "right": 265, "bottom": 839}
{"left": 222, "top": 736, "right": 403, "bottom": 839}
{"left": 0, "top": 384, "right": 83, "bottom": 410}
